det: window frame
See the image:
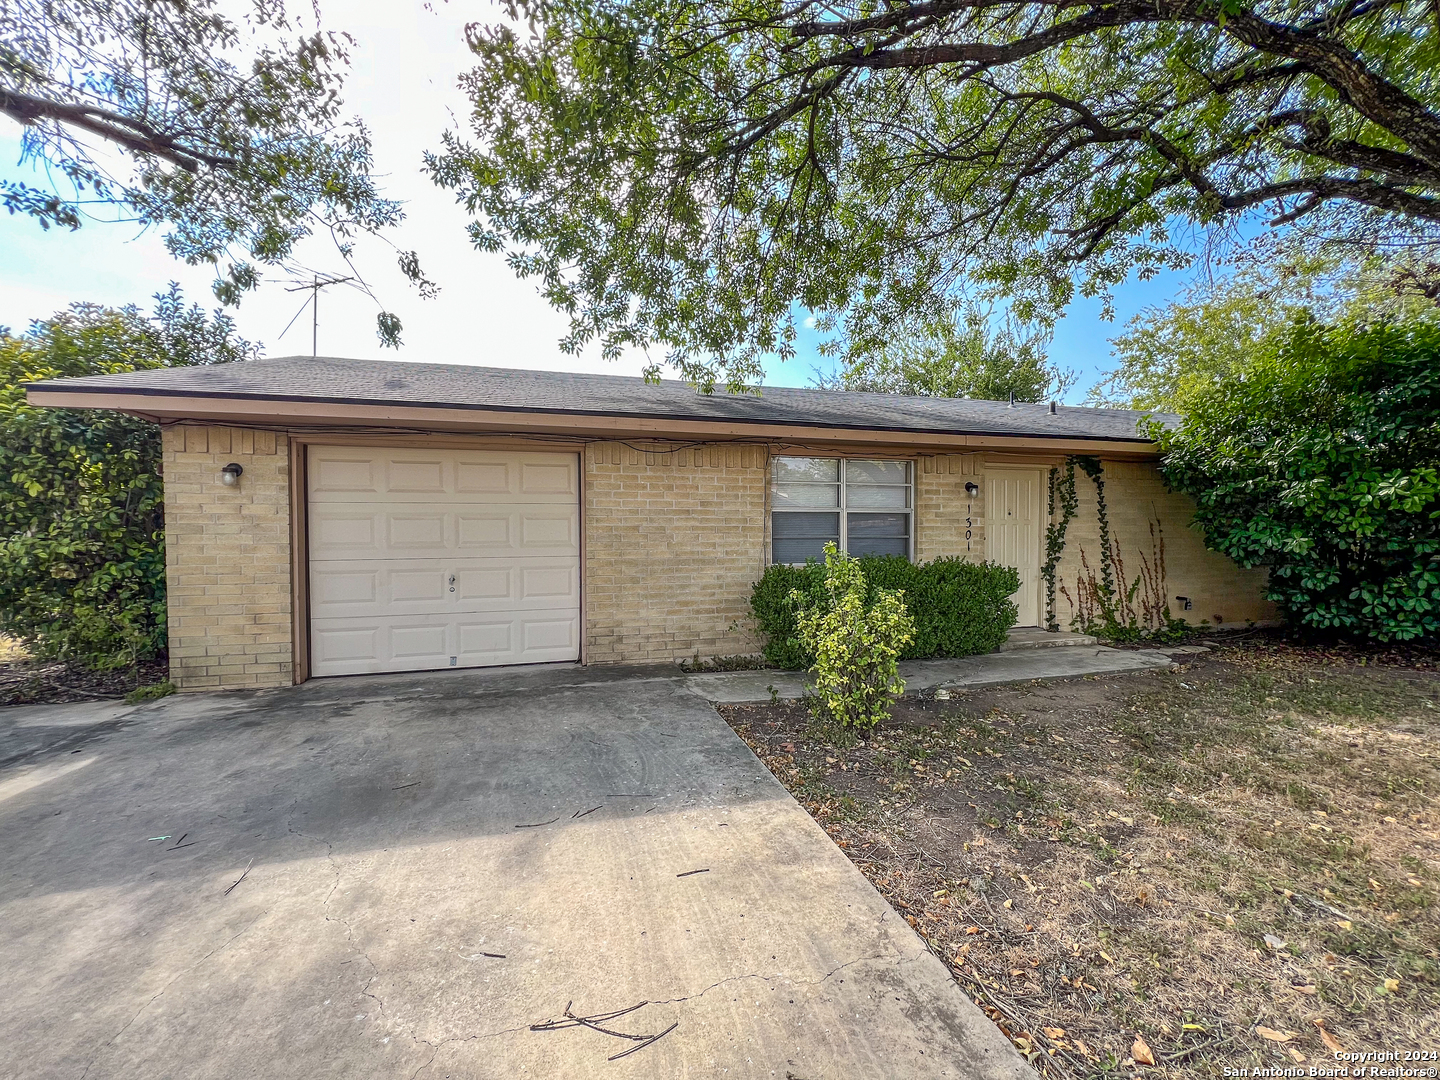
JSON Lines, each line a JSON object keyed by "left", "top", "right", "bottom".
{"left": 769, "top": 456, "right": 914, "bottom": 565}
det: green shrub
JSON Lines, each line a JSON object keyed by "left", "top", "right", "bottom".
{"left": 125, "top": 680, "right": 176, "bottom": 704}
{"left": 1156, "top": 316, "right": 1440, "bottom": 642}
{"left": 0, "top": 287, "right": 255, "bottom": 669}
{"left": 794, "top": 544, "right": 915, "bottom": 730}
{"left": 751, "top": 562, "right": 819, "bottom": 669}
{"left": 752, "top": 553, "right": 1019, "bottom": 669}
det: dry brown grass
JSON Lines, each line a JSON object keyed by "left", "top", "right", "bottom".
{"left": 720, "top": 643, "right": 1440, "bottom": 1077}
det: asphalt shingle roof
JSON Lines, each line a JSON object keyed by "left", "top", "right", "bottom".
{"left": 31, "top": 355, "right": 1174, "bottom": 442}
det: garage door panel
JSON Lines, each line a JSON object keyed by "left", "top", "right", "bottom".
{"left": 522, "top": 618, "right": 578, "bottom": 653}
{"left": 457, "top": 511, "right": 576, "bottom": 555}
{"left": 316, "top": 561, "right": 578, "bottom": 617}
{"left": 309, "top": 456, "right": 379, "bottom": 494}
{"left": 310, "top": 609, "right": 580, "bottom": 675}
{"left": 389, "top": 513, "right": 448, "bottom": 550}
{"left": 455, "top": 514, "right": 511, "bottom": 550}
{"left": 387, "top": 459, "right": 446, "bottom": 493}
{"left": 521, "top": 566, "right": 574, "bottom": 599}
{"left": 389, "top": 570, "right": 447, "bottom": 603}
{"left": 456, "top": 568, "right": 511, "bottom": 600}
{"left": 311, "top": 559, "right": 576, "bottom": 620}
{"left": 308, "top": 447, "right": 580, "bottom": 677}
{"left": 312, "top": 569, "right": 380, "bottom": 607}
{"left": 455, "top": 461, "right": 511, "bottom": 494}
{"left": 310, "top": 507, "right": 579, "bottom": 561}
{"left": 311, "top": 626, "right": 380, "bottom": 667}
{"left": 391, "top": 624, "right": 447, "bottom": 660}
{"left": 457, "top": 620, "right": 512, "bottom": 657}
{"left": 458, "top": 614, "right": 576, "bottom": 664}
{"left": 311, "top": 617, "right": 450, "bottom": 675}
{"left": 312, "top": 513, "right": 377, "bottom": 553}
{"left": 519, "top": 512, "right": 575, "bottom": 549}
{"left": 520, "top": 460, "right": 576, "bottom": 495}
{"left": 308, "top": 447, "right": 578, "bottom": 504}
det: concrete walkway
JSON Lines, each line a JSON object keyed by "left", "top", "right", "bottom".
{"left": 0, "top": 664, "right": 1030, "bottom": 1080}
{"left": 687, "top": 640, "right": 1182, "bottom": 704}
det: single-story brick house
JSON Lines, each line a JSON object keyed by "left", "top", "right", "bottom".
{"left": 26, "top": 356, "right": 1275, "bottom": 690}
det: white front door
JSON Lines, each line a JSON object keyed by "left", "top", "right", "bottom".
{"left": 986, "top": 469, "right": 1044, "bottom": 628}
{"left": 307, "top": 446, "right": 581, "bottom": 676}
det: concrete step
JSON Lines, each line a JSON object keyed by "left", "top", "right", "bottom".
{"left": 687, "top": 645, "right": 1172, "bottom": 704}
{"left": 999, "top": 627, "right": 1099, "bottom": 650}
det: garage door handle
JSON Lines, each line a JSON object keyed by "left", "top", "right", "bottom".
{"left": 448, "top": 574, "right": 456, "bottom": 593}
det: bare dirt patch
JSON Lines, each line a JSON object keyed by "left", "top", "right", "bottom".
{"left": 719, "top": 644, "right": 1440, "bottom": 1077}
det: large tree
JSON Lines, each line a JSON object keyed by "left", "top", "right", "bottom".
{"left": 0, "top": 287, "right": 255, "bottom": 669}
{"left": 429, "top": 0, "right": 1440, "bottom": 388}
{"left": 2, "top": 1, "right": 431, "bottom": 345}
{"left": 821, "top": 309, "right": 1073, "bottom": 402}
{"left": 1092, "top": 246, "right": 1440, "bottom": 410}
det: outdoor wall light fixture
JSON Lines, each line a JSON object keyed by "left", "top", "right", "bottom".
{"left": 965, "top": 481, "right": 980, "bottom": 497}
{"left": 220, "top": 463, "right": 244, "bottom": 487}
{"left": 1175, "top": 595, "right": 1193, "bottom": 611}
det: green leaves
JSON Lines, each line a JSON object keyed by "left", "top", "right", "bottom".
{"left": 4, "top": 1, "right": 420, "bottom": 345}
{"left": 433, "top": 0, "right": 1439, "bottom": 386}
{"left": 752, "top": 554, "right": 1019, "bottom": 668}
{"left": 793, "top": 544, "right": 915, "bottom": 730}
{"left": 1092, "top": 250, "right": 1440, "bottom": 411}
{"left": 828, "top": 307, "right": 1072, "bottom": 402}
{"left": 1158, "top": 317, "right": 1440, "bottom": 642}
{"left": 0, "top": 287, "right": 256, "bottom": 668}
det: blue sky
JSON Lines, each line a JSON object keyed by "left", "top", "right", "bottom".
{"left": 2, "top": 4, "right": 1194, "bottom": 400}
{"left": 791, "top": 268, "right": 1193, "bottom": 396}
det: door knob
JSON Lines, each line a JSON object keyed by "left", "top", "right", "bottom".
{"left": 448, "top": 574, "right": 456, "bottom": 593}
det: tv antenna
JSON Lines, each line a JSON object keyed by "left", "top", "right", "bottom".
{"left": 277, "top": 274, "right": 358, "bottom": 356}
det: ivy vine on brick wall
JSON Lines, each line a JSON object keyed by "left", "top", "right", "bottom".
{"left": 1041, "top": 459, "right": 1079, "bottom": 631}
{"left": 1072, "top": 455, "right": 1113, "bottom": 600}
{"left": 1045, "top": 455, "right": 1185, "bottom": 641}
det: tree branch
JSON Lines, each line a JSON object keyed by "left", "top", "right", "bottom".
{"left": 1208, "top": 2, "right": 1440, "bottom": 167}
{"left": 1221, "top": 176, "right": 1440, "bottom": 222}
{"left": 0, "top": 87, "right": 238, "bottom": 172}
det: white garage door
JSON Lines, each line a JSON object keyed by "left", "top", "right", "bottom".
{"left": 307, "top": 446, "right": 581, "bottom": 677}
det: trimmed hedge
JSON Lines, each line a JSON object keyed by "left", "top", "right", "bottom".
{"left": 751, "top": 555, "right": 1021, "bottom": 669}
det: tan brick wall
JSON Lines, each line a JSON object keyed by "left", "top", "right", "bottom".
{"left": 162, "top": 426, "right": 292, "bottom": 690}
{"left": 584, "top": 442, "right": 767, "bottom": 663}
{"left": 1052, "top": 458, "right": 1275, "bottom": 631}
{"left": 154, "top": 432, "right": 1274, "bottom": 685}
{"left": 914, "top": 453, "right": 986, "bottom": 561}
{"left": 910, "top": 454, "right": 1273, "bottom": 631}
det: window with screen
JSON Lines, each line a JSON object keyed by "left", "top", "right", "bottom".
{"left": 770, "top": 457, "right": 912, "bottom": 564}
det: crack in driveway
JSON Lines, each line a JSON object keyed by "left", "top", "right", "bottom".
{"left": 286, "top": 814, "right": 387, "bottom": 1023}
{"left": 78, "top": 907, "right": 268, "bottom": 1080}
{"left": 405, "top": 1022, "right": 538, "bottom": 1080}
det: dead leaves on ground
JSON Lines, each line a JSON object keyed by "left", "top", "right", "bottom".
{"left": 718, "top": 655, "right": 1440, "bottom": 1078}
{"left": 1315, "top": 1021, "right": 1344, "bottom": 1052}
{"left": 1132, "top": 1034, "right": 1155, "bottom": 1066}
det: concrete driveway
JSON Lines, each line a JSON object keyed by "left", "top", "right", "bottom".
{"left": 0, "top": 664, "right": 1028, "bottom": 1079}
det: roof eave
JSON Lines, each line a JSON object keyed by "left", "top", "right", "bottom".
{"left": 23, "top": 385, "right": 1162, "bottom": 457}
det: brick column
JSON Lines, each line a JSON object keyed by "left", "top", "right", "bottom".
{"left": 161, "top": 426, "right": 292, "bottom": 689}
